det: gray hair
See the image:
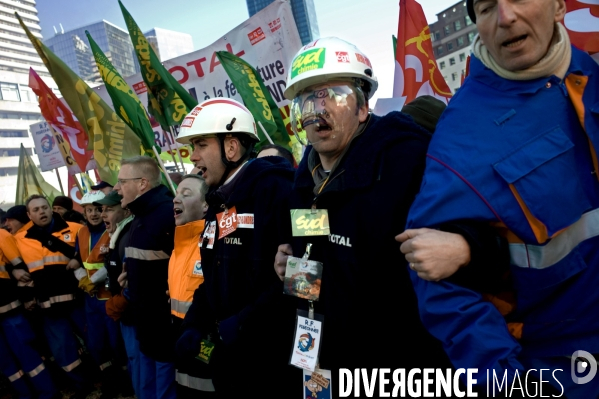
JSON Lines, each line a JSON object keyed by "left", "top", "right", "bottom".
{"left": 121, "top": 156, "right": 161, "bottom": 188}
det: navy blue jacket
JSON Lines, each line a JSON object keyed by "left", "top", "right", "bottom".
{"left": 183, "top": 157, "right": 298, "bottom": 391}
{"left": 289, "top": 112, "right": 453, "bottom": 374}
{"left": 126, "top": 184, "right": 175, "bottom": 362}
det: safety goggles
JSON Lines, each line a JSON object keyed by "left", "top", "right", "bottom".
{"left": 290, "top": 84, "right": 363, "bottom": 145}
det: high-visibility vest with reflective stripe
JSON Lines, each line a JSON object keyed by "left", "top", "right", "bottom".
{"left": 168, "top": 220, "right": 205, "bottom": 318}
{"left": 78, "top": 226, "right": 111, "bottom": 299}
{"left": 0, "top": 229, "right": 22, "bottom": 279}
{"left": 16, "top": 221, "right": 82, "bottom": 273}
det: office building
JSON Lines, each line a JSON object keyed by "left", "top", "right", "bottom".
{"left": 246, "top": 0, "right": 319, "bottom": 45}
{"left": 144, "top": 27, "right": 193, "bottom": 62}
{"left": 429, "top": 0, "right": 478, "bottom": 93}
{"left": 44, "top": 20, "right": 138, "bottom": 82}
{"left": 0, "top": 0, "right": 62, "bottom": 208}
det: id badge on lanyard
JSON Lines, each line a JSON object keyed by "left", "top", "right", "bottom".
{"left": 286, "top": 244, "right": 325, "bottom": 374}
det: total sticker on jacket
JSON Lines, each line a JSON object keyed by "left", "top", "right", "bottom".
{"left": 291, "top": 209, "right": 330, "bottom": 237}
{"left": 216, "top": 206, "right": 238, "bottom": 239}
{"left": 63, "top": 234, "right": 72, "bottom": 242}
{"left": 290, "top": 311, "right": 323, "bottom": 372}
{"left": 303, "top": 369, "right": 331, "bottom": 399}
{"left": 192, "top": 260, "right": 203, "bottom": 276}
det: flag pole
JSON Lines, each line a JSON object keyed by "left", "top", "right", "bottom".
{"left": 153, "top": 146, "right": 176, "bottom": 194}
{"left": 257, "top": 121, "right": 274, "bottom": 145}
{"left": 169, "top": 126, "right": 186, "bottom": 172}
{"left": 55, "top": 168, "right": 65, "bottom": 194}
{"left": 163, "top": 128, "right": 182, "bottom": 172}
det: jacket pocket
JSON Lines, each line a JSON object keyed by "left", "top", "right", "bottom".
{"left": 493, "top": 126, "right": 590, "bottom": 238}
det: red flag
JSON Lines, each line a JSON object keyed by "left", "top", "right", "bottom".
{"left": 67, "top": 174, "right": 84, "bottom": 213}
{"left": 393, "top": 0, "right": 452, "bottom": 104}
{"left": 28, "top": 68, "right": 94, "bottom": 174}
{"left": 563, "top": 0, "right": 599, "bottom": 55}
{"left": 461, "top": 55, "right": 471, "bottom": 85}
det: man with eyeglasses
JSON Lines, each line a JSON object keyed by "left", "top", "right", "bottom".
{"left": 114, "top": 155, "right": 176, "bottom": 399}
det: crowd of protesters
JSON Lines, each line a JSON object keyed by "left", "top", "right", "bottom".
{"left": 1, "top": 0, "right": 598, "bottom": 398}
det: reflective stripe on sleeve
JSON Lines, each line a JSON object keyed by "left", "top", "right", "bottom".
{"left": 170, "top": 299, "right": 192, "bottom": 316}
{"left": 62, "top": 358, "right": 81, "bottom": 372}
{"left": 509, "top": 208, "right": 599, "bottom": 269}
{"left": 0, "top": 300, "right": 21, "bottom": 313}
{"left": 27, "top": 362, "right": 45, "bottom": 378}
{"left": 38, "top": 294, "right": 74, "bottom": 309}
{"left": 7, "top": 370, "right": 23, "bottom": 382}
{"left": 176, "top": 372, "right": 215, "bottom": 392}
{"left": 125, "top": 247, "right": 170, "bottom": 261}
{"left": 9, "top": 257, "right": 22, "bottom": 266}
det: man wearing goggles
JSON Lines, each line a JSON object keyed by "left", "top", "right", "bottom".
{"left": 274, "top": 37, "right": 480, "bottom": 396}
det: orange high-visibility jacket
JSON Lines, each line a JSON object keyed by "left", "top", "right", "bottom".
{"left": 168, "top": 219, "right": 205, "bottom": 319}
{"left": 15, "top": 217, "right": 82, "bottom": 310}
{"left": 0, "top": 229, "right": 23, "bottom": 313}
{"left": 78, "top": 226, "right": 111, "bottom": 299}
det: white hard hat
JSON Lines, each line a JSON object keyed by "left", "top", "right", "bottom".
{"left": 80, "top": 190, "right": 105, "bottom": 206}
{"left": 284, "top": 37, "right": 379, "bottom": 100}
{"left": 176, "top": 98, "right": 259, "bottom": 145}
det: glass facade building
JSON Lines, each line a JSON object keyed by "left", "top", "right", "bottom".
{"left": 44, "top": 20, "right": 138, "bottom": 81}
{"left": 246, "top": 0, "right": 319, "bottom": 45}
{"left": 144, "top": 28, "right": 194, "bottom": 62}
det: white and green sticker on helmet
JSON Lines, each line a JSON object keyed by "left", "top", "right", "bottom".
{"left": 291, "top": 48, "right": 326, "bottom": 79}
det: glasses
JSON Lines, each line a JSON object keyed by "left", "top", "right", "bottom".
{"left": 116, "top": 177, "right": 142, "bottom": 185}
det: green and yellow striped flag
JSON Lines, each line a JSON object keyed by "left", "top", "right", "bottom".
{"left": 119, "top": 0, "right": 197, "bottom": 130}
{"left": 86, "top": 31, "right": 157, "bottom": 156}
{"left": 15, "top": 144, "right": 62, "bottom": 205}
{"left": 16, "top": 13, "right": 141, "bottom": 185}
{"left": 216, "top": 51, "right": 292, "bottom": 152}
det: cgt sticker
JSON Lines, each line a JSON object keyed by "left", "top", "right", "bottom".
{"left": 181, "top": 116, "right": 195, "bottom": 128}
{"left": 335, "top": 51, "right": 349, "bottom": 63}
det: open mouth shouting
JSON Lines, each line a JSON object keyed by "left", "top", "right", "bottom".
{"left": 503, "top": 35, "right": 527, "bottom": 49}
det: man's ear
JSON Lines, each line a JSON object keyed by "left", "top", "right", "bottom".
{"left": 358, "top": 101, "right": 369, "bottom": 123}
{"left": 554, "top": 0, "right": 566, "bottom": 22}
{"left": 224, "top": 136, "right": 242, "bottom": 162}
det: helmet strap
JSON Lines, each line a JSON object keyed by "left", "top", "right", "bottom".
{"left": 216, "top": 134, "right": 255, "bottom": 187}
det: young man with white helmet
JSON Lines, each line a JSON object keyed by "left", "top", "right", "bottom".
{"left": 274, "top": 37, "right": 459, "bottom": 396}
{"left": 67, "top": 190, "right": 124, "bottom": 398}
{"left": 175, "top": 98, "right": 298, "bottom": 397}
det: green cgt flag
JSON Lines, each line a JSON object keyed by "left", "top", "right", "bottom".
{"left": 16, "top": 13, "right": 141, "bottom": 185}
{"left": 86, "top": 31, "right": 157, "bottom": 156}
{"left": 119, "top": 0, "right": 197, "bottom": 130}
{"left": 15, "top": 144, "right": 62, "bottom": 205}
{"left": 216, "top": 51, "right": 291, "bottom": 152}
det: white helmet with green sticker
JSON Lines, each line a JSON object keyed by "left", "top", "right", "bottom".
{"left": 284, "top": 37, "right": 378, "bottom": 101}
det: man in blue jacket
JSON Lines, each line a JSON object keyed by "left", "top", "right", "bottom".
{"left": 400, "top": 0, "right": 599, "bottom": 396}
{"left": 174, "top": 98, "right": 298, "bottom": 397}
{"left": 114, "top": 156, "right": 176, "bottom": 399}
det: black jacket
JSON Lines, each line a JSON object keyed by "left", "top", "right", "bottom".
{"left": 126, "top": 184, "right": 175, "bottom": 362}
{"left": 183, "top": 157, "right": 298, "bottom": 391}
{"left": 289, "top": 112, "right": 453, "bottom": 375}
{"left": 23, "top": 214, "right": 80, "bottom": 315}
